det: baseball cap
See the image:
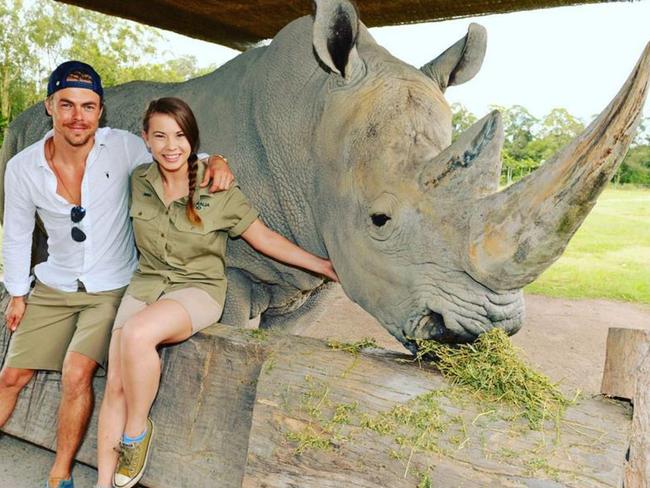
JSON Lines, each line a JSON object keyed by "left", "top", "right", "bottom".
{"left": 47, "top": 60, "right": 104, "bottom": 99}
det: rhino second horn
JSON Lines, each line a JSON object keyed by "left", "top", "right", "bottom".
{"left": 420, "top": 23, "right": 487, "bottom": 92}
{"left": 464, "top": 42, "right": 650, "bottom": 291}
{"left": 419, "top": 110, "right": 503, "bottom": 199}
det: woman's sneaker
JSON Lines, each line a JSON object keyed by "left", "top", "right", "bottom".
{"left": 113, "top": 418, "right": 155, "bottom": 488}
{"left": 45, "top": 477, "right": 73, "bottom": 488}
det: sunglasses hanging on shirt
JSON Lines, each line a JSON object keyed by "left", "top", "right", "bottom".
{"left": 71, "top": 206, "right": 86, "bottom": 242}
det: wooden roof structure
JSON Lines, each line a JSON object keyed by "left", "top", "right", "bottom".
{"left": 57, "top": 0, "right": 619, "bottom": 50}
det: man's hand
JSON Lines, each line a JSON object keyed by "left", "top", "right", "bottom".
{"left": 201, "top": 154, "right": 235, "bottom": 192}
{"left": 5, "top": 296, "right": 26, "bottom": 332}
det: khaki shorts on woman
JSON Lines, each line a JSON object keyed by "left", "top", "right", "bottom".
{"left": 112, "top": 287, "right": 222, "bottom": 334}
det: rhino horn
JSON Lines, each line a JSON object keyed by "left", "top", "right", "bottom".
{"left": 419, "top": 111, "right": 503, "bottom": 198}
{"left": 464, "top": 42, "right": 650, "bottom": 291}
{"left": 420, "top": 23, "right": 487, "bottom": 92}
{"left": 313, "top": 0, "right": 362, "bottom": 80}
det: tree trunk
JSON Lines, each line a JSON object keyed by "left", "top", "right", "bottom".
{"left": 0, "top": 285, "right": 633, "bottom": 487}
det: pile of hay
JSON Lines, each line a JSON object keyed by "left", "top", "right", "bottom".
{"left": 415, "top": 329, "right": 575, "bottom": 428}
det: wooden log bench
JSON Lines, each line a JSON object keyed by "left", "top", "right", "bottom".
{"left": 0, "top": 287, "right": 633, "bottom": 487}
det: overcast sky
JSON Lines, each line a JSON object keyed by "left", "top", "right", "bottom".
{"left": 159, "top": 1, "right": 650, "bottom": 122}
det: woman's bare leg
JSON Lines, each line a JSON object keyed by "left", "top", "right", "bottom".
{"left": 96, "top": 330, "right": 127, "bottom": 486}
{"left": 120, "top": 299, "right": 192, "bottom": 437}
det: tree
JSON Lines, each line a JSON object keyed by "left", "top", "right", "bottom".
{"left": 534, "top": 108, "right": 585, "bottom": 163}
{"left": 615, "top": 145, "right": 650, "bottom": 185}
{"left": 450, "top": 104, "right": 600, "bottom": 185}
{"left": 632, "top": 116, "right": 650, "bottom": 146}
{"left": 0, "top": 0, "right": 211, "bottom": 146}
{"left": 0, "top": 0, "right": 41, "bottom": 139}
{"left": 613, "top": 117, "right": 650, "bottom": 186}
{"left": 489, "top": 104, "right": 541, "bottom": 184}
{"left": 451, "top": 103, "right": 477, "bottom": 142}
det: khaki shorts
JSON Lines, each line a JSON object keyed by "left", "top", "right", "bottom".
{"left": 112, "top": 287, "right": 222, "bottom": 335}
{"left": 4, "top": 281, "right": 126, "bottom": 372}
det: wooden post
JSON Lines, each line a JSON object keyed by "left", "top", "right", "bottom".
{"left": 601, "top": 328, "right": 650, "bottom": 401}
{"left": 624, "top": 351, "right": 650, "bottom": 488}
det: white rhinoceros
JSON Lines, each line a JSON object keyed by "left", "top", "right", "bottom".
{"left": 1, "top": 0, "right": 648, "bottom": 351}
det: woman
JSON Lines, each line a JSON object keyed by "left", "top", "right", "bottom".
{"left": 96, "top": 97, "right": 338, "bottom": 488}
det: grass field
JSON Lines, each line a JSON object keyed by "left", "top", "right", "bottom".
{"left": 526, "top": 186, "right": 650, "bottom": 304}
{"left": 0, "top": 187, "right": 648, "bottom": 304}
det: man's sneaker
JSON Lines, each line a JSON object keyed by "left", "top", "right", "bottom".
{"left": 45, "top": 477, "right": 73, "bottom": 488}
{"left": 113, "top": 418, "right": 155, "bottom": 488}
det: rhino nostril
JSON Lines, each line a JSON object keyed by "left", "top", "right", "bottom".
{"left": 427, "top": 312, "right": 447, "bottom": 338}
{"left": 371, "top": 213, "right": 391, "bottom": 227}
{"left": 425, "top": 311, "right": 475, "bottom": 344}
{"left": 414, "top": 310, "right": 446, "bottom": 338}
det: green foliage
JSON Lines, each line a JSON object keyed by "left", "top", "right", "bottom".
{"left": 450, "top": 103, "right": 476, "bottom": 142}
{"left": 285, "top": 427, "right": 333, "bottom": 454}
{"left": 248, "top": 328, "right": 269, "bottom": 341}
{"left": 615, "top": 144, "right": 650, "bottom": 186}
{"left": 488, "top": 104, "right": 541, "bottom": 183}
{"left": 0, "top": 0, "right": 210, "bottom": 146}
{"left": 326, "top": 337, "right": 378, "bottom": 354}
{"left": 285, "top": 375, "right": 358, "bottom": 454}
{"left": 0, "top": 0, "right": 41, "bottom": 139}
{"left": 360, "top": 391, "right": 447, "bottom": 452}
{"left": 451, "top": 105, "right": 650, "bottom": 187}
{"left": 414, "top": 329, "right": 574, "bottom": 429}
{"left": 416, "top": 470, "right": 433, "bottom": 488}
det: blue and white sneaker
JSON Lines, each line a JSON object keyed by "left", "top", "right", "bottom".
{"left": 45, "top": 476, "right": 73, "bottom": 488}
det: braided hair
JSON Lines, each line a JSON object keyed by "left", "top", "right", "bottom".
{"left": 143, "top": 97, "right": 202, "bottom": 226}
{"left": 186, "top": 152, "right": 201, "bottom": 225}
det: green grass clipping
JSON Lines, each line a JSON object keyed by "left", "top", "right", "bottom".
{"left": 415, "top": 328, "right": 574, "bottom": 429}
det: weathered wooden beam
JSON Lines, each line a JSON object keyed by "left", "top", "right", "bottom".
{"left": 601, "top": 327, "right": 650, "bottom": 401}
{"left": 54, "top": 0, "right": 620, "bottom": 50}
{"left": 0, "top": 286, "right": 634, "bottom": 487}
{"left": 242, "top": 336, "right": 632, "bottom": 487}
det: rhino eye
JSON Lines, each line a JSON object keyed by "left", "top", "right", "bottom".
{"left": 371, "top": 213, "right": 391, "bottom": 227}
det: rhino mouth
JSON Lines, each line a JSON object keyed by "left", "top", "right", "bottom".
{"left": 403, "top": 295, "right": 526, "bottom": 353}
{"left": 405, "top": 296, "right": 519, "bottom": 352}
{"left": 404, "top": 309, "right": 473, "bottom": 353}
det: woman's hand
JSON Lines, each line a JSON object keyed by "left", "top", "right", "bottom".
{"left": 5, "top": 296, "right": 26, "bottom": 332}
{"left": 319, "top": 259, "right": 339, "bottom": 282}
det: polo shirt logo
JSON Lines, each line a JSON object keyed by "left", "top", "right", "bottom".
{"left": 195, "top": 201, "right": 210, "bottom": 210}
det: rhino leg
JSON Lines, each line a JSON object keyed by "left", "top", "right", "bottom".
{"left": 220, "top": 268, "right": 256, "bottom": 327}
{"left": 258, "top": 282, "right": 338, "bottom": 335}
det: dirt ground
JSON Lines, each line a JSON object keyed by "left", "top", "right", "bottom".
{"left": 304, "top": 287, "right": 650, "bottom": 394}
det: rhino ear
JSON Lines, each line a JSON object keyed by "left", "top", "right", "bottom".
{"left": 312, "top": 0, "right": 363, "bottom": 80}
{"left": 420, "top": 23, "right": 487, "bottom": 92}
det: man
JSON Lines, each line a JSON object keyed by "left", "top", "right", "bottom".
{"left": 0, "top": 61, "right": 234, "bottom": 488}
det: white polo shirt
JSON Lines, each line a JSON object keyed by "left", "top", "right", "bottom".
{"left": 3, "top": 127, "right": 150, "bottom": 296}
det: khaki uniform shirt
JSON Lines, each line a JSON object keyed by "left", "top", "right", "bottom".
{"left": 126, "top": 162, "right": 259, "bottom": 306}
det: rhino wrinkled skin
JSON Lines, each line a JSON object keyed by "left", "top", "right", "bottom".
{"left": 1, "top": 0, "right": 648, "bottom": 351}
